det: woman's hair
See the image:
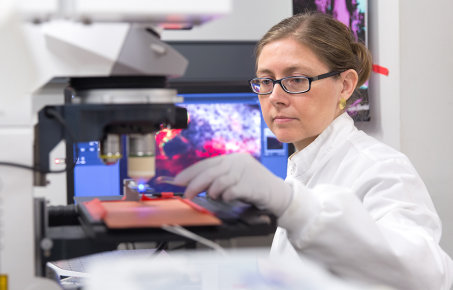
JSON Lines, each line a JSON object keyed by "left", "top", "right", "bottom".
{"left": 256, "top": 12, "right": 372, "bottom": 89}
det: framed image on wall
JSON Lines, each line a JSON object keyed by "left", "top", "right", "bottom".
{"left": 293, "top": 0, "right": 370, "bottom": 121}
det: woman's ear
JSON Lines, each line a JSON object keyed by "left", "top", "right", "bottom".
{"left": 339, "top": 69, "right": 359, "bottom": 102}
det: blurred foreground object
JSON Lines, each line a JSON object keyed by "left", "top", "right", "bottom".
{"left": 85, "top": 249, "right": 394, "bottom": 290}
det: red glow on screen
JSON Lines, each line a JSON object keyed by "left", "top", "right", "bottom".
{"left": 153, "top": 103, "right": 261, "bottom": 178}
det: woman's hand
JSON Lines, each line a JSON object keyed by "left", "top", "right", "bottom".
{"left": 173, "top": 153, "right": 293, "bottom": 217}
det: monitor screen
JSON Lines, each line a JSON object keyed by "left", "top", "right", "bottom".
{"left": 73, "top": 93, "right": 288, "bottom": 197}
{"left": 155, "top": 101, "right": 261, "bottom": 175}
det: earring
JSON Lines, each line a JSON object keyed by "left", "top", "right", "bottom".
{"left": 339, "top": 98, "right": 347, "bottom": 110}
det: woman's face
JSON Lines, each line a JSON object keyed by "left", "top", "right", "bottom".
{"left": 256, "top": 37, "right": 348, "bottom": 151}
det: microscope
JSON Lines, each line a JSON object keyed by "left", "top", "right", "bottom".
{"left": 0, "top": 1, "right": 231, "bottom": 289}
{"left": 34, "top": 77, "right": 189, "bottom": 186}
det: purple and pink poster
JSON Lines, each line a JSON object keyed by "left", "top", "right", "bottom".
{"left": 293, "top": 0, "right": 369, "bottom": 121}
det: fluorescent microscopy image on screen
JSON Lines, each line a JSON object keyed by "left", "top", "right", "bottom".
{"left": 153, "top": 103, "right": 261, "bottom": 184}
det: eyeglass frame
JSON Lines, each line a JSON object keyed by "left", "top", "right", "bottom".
{"left": 249, "top": 70, "right": 343, "bottom": 95}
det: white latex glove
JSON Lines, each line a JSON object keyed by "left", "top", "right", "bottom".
{"left": 173, "top": 153, "right": 293, "bottom": 217}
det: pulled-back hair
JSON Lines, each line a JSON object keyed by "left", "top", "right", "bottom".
{"left": 256, "top": 12, "right": 372, "bottom": 89}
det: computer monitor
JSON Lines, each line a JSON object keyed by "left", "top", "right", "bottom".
{"left": 73, "top": 93, "right": 289, "bottom": 198}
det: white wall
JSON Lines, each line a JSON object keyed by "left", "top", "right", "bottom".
{"left": 399, "top": 0, "right": 453, "bottom": 256}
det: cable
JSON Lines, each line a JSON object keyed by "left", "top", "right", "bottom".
{"left": 161, "top": 224, "right": 227, "bottom": 256}
{"left": 0, "top": 162, "right": 36, "bottom": 171}
{"left": 0, "top": 107, "right": 79, "bottom": 174}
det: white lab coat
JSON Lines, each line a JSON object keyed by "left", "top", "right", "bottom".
{"left": 271, "top": 113, "right": 453, "bottom": 290}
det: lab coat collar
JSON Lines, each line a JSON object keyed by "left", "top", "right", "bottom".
{"left": 287, "top": 112, "right": 357, "bottom": 182}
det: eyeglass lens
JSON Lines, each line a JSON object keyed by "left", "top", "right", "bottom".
{"left": 250, "top": 77, "right": 310, "bottom": 94}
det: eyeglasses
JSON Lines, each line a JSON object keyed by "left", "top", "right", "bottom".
{"left": 249, "top": 71, "right": 341, "bottom": 95}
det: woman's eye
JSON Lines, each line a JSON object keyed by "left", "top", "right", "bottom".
{"left": 287, "top": 77, "right": 307, "bottom": 86}
{"left": 290, "top": 78, "right": 303, "bottom": 84}
{"left": 261, "top": 79, "right": 272, "bottom": 86}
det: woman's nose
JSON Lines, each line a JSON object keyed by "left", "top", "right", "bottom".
{"left": 269, "top": 83, "right": 290, "bottom": 106}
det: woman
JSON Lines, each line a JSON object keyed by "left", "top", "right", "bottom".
{"left": 173, "top": 12, "right": 453, "bottom": 289}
